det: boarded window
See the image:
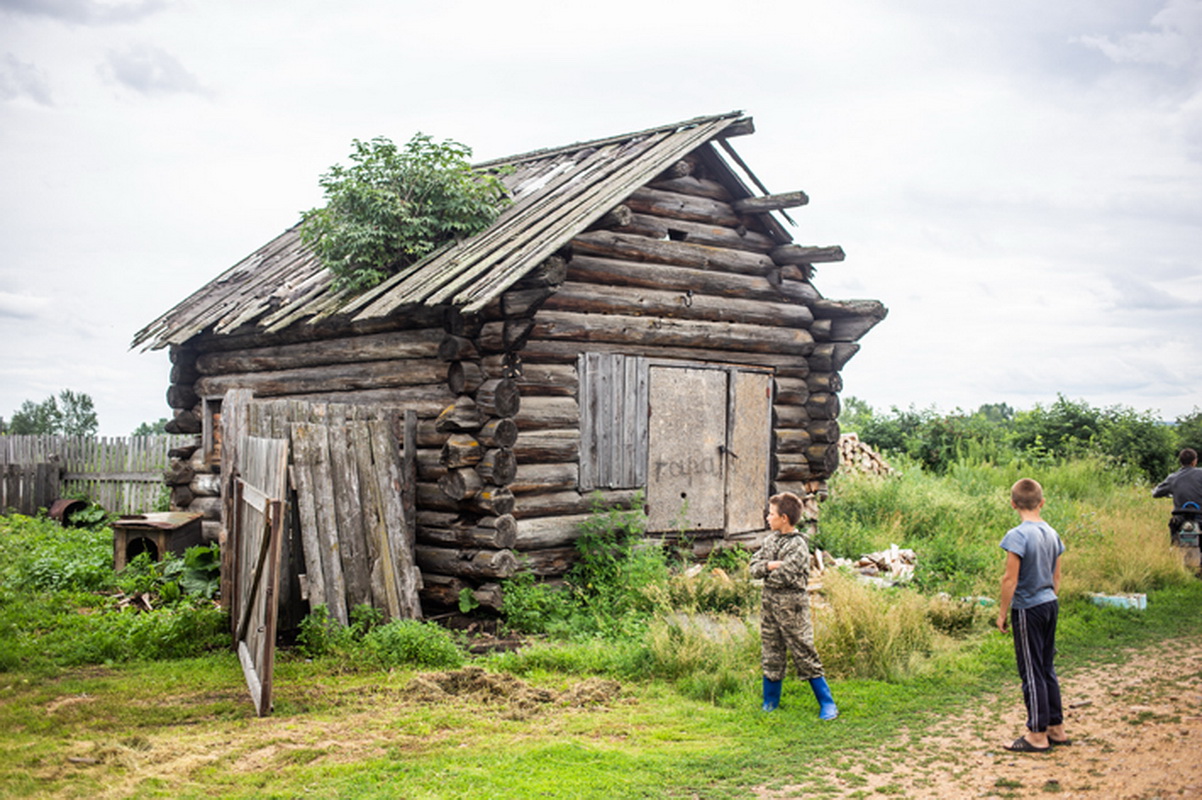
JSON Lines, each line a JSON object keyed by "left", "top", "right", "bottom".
{"left": 578, "top": 354, "right": 772, "bottom": 534}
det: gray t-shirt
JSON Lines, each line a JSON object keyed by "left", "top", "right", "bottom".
{"left": 1000, "top": 520, "right": 1065, "bottom": 610}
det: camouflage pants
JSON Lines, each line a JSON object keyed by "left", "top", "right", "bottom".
{"left": 761, "top": 590, "right": 824, "bottom": 681}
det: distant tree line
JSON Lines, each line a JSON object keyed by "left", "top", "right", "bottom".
{"left": 0, "top": 389, "right": 168, "bottom": 437}
{"left": 841, "top": 395, "right": 1202, "bottom": 483}
{"left": 2, "top": 390, "right": 98, "bottom": 437}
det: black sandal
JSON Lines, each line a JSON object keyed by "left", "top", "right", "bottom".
{"left": 1004, "top": 736, "right": 1051, "bottom": 753}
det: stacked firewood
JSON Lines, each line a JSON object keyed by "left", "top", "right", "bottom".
{"left": 837, "top": 433, "right": 892, "bottom": 475}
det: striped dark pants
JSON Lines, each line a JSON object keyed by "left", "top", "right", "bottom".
{"left": 1011, "top": 599, "right": 1062, "bottom": 733}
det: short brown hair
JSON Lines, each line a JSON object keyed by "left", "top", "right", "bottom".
{"left": 1011, "top": 478, "right": 1044, "bottom": 511}
{"left": 1180, "top": 448, "right": 1198, "bottom": 468}
{"left": 769, "top": 492, "right": 804, "bottom": 527}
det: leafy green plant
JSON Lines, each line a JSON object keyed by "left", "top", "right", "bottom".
{"left": 67, "top": 501, "right": 111, "bottom": 528}
{"left": 295, "top": 604, "right": 350, "bottom": 658}
{"left": 299, "top": 133, "right": 510, "bottom": 292}
{"left": 363, "top": 619, "right": 464, "bottom": 669}
{"left": 498, "top": 570, "right": 569, "bottom": 635}
{"left": 501, "top": 493, "right": 667, "bottom": 640}
{"left": 114, "top": 545, "right": 222, "bottom": 607}
{"left": 457, "top": 587, "right": 480, "bottom": 614}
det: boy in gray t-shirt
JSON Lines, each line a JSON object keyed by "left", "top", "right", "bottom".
{"left": 996, "top": 478, "right": 1068, "bottom": 753}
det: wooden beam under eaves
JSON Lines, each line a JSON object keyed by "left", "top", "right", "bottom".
{"left": 732, "top": 191, "right": 809, "bottom": 214}
{"left": 770, "top": 244, "right": 845, "bottom": 266}
{"left": 716, "top": 117, "right": 755, "bottom": 138}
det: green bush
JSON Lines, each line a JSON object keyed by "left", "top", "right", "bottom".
{"left": 497, "top": 571, "right": 570, "bottom": 636}
{"left": 295, "top": 603, "right": 386, "bottom": 659}
{"left": 116, "top": 544, "right": 222, "bottom": 606}
{"left": 1172, "top": 407, "right": 1202, "bottom": 453}
{"left": 299, "top": 133, "right": 510, "bottom": 292}
{"left": 363, "top": 619, "right": 464, "bottom": 669}
{"left": 501, "top": 493, "right": 669, "bottom": 641}
{"left": 851, "top": 395, "right": 1180, "bottom": 482}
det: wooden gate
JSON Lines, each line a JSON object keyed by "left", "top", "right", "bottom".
{"left": 221, "top": 390, "right": 421, "bottom": 626}
{"left": 231, "top": 435, "right": 289, "bottom": 717}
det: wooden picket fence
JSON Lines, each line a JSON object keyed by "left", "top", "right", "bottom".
{"left": 0, "top": 435, "right": 194, "bottom": 516}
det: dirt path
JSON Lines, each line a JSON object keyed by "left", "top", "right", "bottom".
{"left": 763, "top": 637, "right": 1202, "bottom": 799}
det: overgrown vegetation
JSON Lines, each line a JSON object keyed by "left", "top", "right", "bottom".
{"left": 299, "top": 133, "right": 511, "bottom": 292}
{"left": 0, "top": 513, "right": 228, "bottom": 671}
{"left": 295, "top": 602, "right": 463, "bottom": 670}
{"left": 3, "top": 429, "right": 1201, "bottom": 797}
{"left": 487, "top": 442, "right": 1193, "bottom": 697}
{"left": 840, "top": 394, "right": 1201, "bottom": 482}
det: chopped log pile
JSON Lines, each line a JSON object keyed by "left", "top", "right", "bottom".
{"left": 833, "top": 544, "right": 916, "bottom": 586}
{"left": 837, "top": 433, "right": 892, "bottom": 476}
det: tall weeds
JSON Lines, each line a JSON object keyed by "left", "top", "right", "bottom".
{"left": 812, "top": 569, "right": 937, "bottom": 681}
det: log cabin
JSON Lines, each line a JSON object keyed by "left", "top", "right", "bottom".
{"left": 133, "top": 111, "right": 886, "bottom": 615}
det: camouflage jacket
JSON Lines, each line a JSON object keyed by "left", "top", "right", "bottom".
{"left": 749, "top": 526, "right": 814, "bottom": 592}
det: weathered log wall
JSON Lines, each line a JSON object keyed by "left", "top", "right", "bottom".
{"left": 159, "top": 146, "right": 884, "bottom": 612}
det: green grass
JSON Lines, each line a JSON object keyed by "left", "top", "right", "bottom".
{"left": 2, "top": 582, "right": 1200, "bottom": 798}
{"left": 2, "top": 455, "right": 1198, "bottom": 798}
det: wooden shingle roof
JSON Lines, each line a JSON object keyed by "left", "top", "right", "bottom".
{"left": 132, "top": 111, "right": 782, "bottom": 351}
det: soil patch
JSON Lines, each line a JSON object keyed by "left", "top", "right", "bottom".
{"left": 759, "top": 636, "right": 1202, "bottom": 799}
{"left": 404, "top": 665, "right": 622, "bottom": 719}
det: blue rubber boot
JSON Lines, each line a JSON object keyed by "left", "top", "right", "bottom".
{"left": 808, "top": 676, "right": 838, "bottom": 720}
{"left": 761, "top": 677, "right": 782, "bottom": 711}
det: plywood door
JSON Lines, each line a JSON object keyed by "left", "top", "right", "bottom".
{"left": 646, "top": 366, "right": 727, "bottom": 532}
{"left": 725, "top": 370, "right": 772, "bottom": 533}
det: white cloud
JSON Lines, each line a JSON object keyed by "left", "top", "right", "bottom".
{"left": 97, "top": 43, "right": 208, "bottom": 96}
{"left": 0, "top": 291, "right": 49, "bottom": 320}
{"left": 1076, "top": 0, "right": 1202, "bottom": 70}
{"left": 0, "top": 52, "right": 52, "bottom": 104}
{"left": 0, "top": 0, "right": 167, "bottom": 25}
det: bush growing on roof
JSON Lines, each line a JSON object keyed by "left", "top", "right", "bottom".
{"left": 299, "top": 133, "right": 511, "bottom": 292}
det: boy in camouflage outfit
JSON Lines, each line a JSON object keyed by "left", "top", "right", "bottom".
{"left": 749, "top": 491, "right": 838, "bottom": 720}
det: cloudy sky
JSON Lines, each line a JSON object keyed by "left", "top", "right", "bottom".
{"left": 1, "top": 0, "right": 1200, "bottom": 436}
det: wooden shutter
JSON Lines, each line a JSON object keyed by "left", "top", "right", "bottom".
{"left": 578, "top": 353, "right": 648, "bottom": 490}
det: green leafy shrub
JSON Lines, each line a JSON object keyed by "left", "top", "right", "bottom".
{"left": 498, "top": 570, "right": 570, "bottom": 636}
{"left": 299, "top": 133, "right": 510, "bottom": 292}
{"left": 115, "top": 544, "right": 221, "bottom": 606}
{"left": 68, "top": 501, "right": 111, "bottom": 528}
{"left": 363, "top": 619, "right": 464, "bottom": 669}
{"left": 294, "top": 603, "right": 385, "bottom": 659}
{"left": 296, "top": 604, "right": 349, "bottom": 658}
{"left": 565, "top": 496, "right": 666, "bottom": 637}
{"left": 501, "top": 493, "right": 668, "bottom": 640}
